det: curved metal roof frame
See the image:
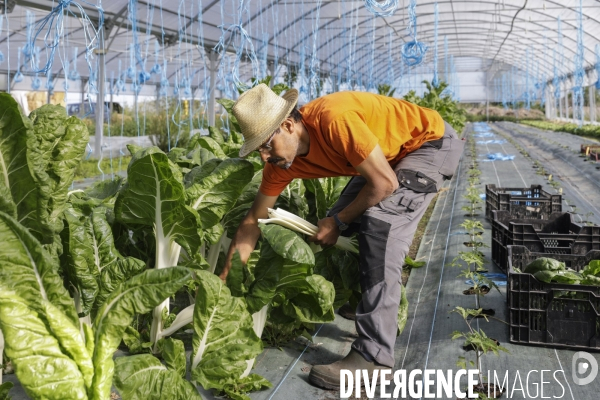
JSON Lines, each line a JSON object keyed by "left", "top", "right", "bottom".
{"left": 1, "top": 0, "right": 599, "bottom": 97}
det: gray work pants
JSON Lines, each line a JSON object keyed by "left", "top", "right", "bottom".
{"left": 328, "top": 122, "right": 464, "bottom": 367}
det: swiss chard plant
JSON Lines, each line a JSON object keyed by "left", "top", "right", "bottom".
{"left": 0, "top": 210, "right": 192, "bottom": 400}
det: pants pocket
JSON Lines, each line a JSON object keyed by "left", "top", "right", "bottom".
{"left": 358, "top": 216, "right": 390, "bottom": 291}
{"left": 378, "top": 187, "right": 427, "bottom": 219}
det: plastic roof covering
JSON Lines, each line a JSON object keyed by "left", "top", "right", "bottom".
{"left": 1, "top": 0, "right": 600, "bottom": 101}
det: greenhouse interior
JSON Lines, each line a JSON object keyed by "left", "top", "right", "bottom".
{"left": 1, "top": 0, "right": 600, "bottom": 399}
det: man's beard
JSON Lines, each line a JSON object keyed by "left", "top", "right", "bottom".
{"left": 268, "top": 157, "right": 293, "bottom": 169}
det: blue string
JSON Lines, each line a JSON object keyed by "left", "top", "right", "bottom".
{"left": 309, "top": 0, "right": 323, "bottom": 99}
{"left": 364, "top": 0, "right": 399, "bottom": 17}
{"left": 23, "top": 11, "right": 36, "bottom": 61}
{"left": 32, "top": 46, "right": 41, "bottom": 90}
{"left": 271, "top": 1, "right": 279, "bottom": 81}
{"left": 13, "top": 49, "right": 24, "bottom": 84}
{"left": 68, "top": 47, "right": 80, "bottom": 80}
{"left": 0, "top": 15, "right": 4, "bottom": 63}
{"left": 28, "top": 0, "right": 103, "bottom": 92}
{"left": 401, "top": 0, "right": 427, "bottom": 66}
{"left": 432, "top": 3, "right": 439, "bottom": 86}
{"left": 367, "top": 16, "right": 375, "bottom": 91}
{"left": 150, "top": 40, "right": 161, "bottom": 75}
{"left": 213, "top": 0, "right": 259, "bottom": 92}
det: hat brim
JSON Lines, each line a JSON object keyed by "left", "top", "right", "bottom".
{"left": 238, "top": 88, "right": 299, "bottom": 158}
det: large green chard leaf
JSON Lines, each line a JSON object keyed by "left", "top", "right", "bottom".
{"left": 186, "top": 158, "right": 254, "bottom": 229}
{"left": 314, "top": 246, "right": 361, "bottom": 308}
{"left": 115, "top": 148, "right": 202, "bottom": 347}
{"left": 62, "top": 203, "right": 146, "bottom": 317}
{"left": 115, "top": 148, "right": 202, "bottom": 265}
{"left": 277, "top": 274, "right": 335, "bottom": 323}
{"left": 0, "top": 291, "right": 90, "bottom": 400}
{"left": 0, "top": 211, "right": 78, "bottom": 325}
{"left": 275, "top": 180, "right": 308, "bottom": 219}
{"left": 114, "top": 354, "right": 201, "bottom": 400}
{"left": 91, "top": 267, "right": 191, "bottom": 400}
{"left": 303, "top": 179, "right": 328, "bottom": 225}
{"left": 222, "top": 171, "right": 262, "bottom": 238}
{"left": 0, "top": 382, "right": 13, "bottom": 400}
{"left": 523, "top": 257, "right": 565, "bottom": 275}
{"left": 188, "top": 136, "right": 228, "bottom": 159}
{"left": 216, "top": 99, "right": 242, "bottom": 134}
{"left": 245, "top": 224, "right": 315, "bottom": 314}
{"left": 28, "top": 105, "right": 88, "bottom": 239}
{"left": 83, "top": 177, "right": 124, "bottom": 201}
{"left": 207, "top": 126, "right": 225, "bottom": 145}
{"left": 158, "top": 338, "right": 187, "bottom": 378}
{"left": 0, "top": 93, "right": 43, "bottom": 239}
{"left": 190, "top": 271, "right": 263, "bottom": 392}
{"left": 0, "top": 183, "right": 16, "bottom": 218}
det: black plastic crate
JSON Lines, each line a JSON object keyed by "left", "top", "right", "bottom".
{"left": 507, "top": 245, "right": 600, "bottom": 351}
{"left": 485, "top": 184, "right": 561, "bottom": 220}
{"left": 491, "top": 211, "right": 600, "bottom": 272}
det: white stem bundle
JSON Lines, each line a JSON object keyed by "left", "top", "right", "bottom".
{"left": 259, "top": 208, "right": 358, "bottom": 253}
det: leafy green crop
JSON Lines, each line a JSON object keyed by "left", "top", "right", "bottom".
{"left": 403, "top": 80, "right": 467, "bottom": 133}
{"left": 522, "top": 120, "right": 600, "bottom": 140}
{"left": 0, "top": 209, "right": 191, "bottom": 400}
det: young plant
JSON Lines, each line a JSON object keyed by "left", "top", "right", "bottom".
{"left": 451, "top": 307, "right": 509, "bottom": 398}
{"left": 460, "top": 219, "right": 486, "bottom": 250}
{"left": 462, "top": 187, "right": 483, "bottom": 217}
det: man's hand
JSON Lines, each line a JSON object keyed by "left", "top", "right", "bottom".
{"left": 220, "top": 191, "right": 277, "bottom": 281}
{"left": 309, "top": 216, "right": 340, "bottom": 247}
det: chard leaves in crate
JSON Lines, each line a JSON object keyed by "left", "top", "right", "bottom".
{"left": 523, "top": 257, "right": 566, "bottom": 275}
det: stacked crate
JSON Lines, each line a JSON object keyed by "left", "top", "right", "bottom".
{"left": 487, "top": 184, "right": 600, "bottom": 350}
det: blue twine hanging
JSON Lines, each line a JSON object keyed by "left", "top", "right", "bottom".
{"left": 28, "top": 0, "right": 104, "bottom": 84}
{"left": 13, "top": 48, "right": 24, "bottom": 84}
{"left": 432, "top": 3, "right": 439, "bottom": 86}
{"left": 0, "top": 15, "right": 4, "bottom": 63}
{"left": 401, "top": 0, "right": 427, "bottom": 67}
{"left": 150, "top": 40, "right": 161, "bottom": 75}
{"left": 309, "top": 0, "right": 323, "bottom": 99}
{"left": 23, "top": 11, "right": 36, "bottom": 61}
{"left": 32, "top": 76, "right": 41, "bottom": 90}
{"left": 31, "top": 46, "right": 41, "bottom": 90}
{"left": 68, "top": 47, "right": 80, "bottom": 80}
{"left": 139, "top": 70, "right": 151, "bottom": 84}
{"left": 213, "top": 0, "right": 259, "bottom": 91}
{"left": 364, "top": 0, "right": 399, "bottom": 17}
{"left": 46, "top": 70, "right": 55, "bottom": 94}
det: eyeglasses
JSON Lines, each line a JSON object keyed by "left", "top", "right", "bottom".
{"left": 257, "top": 131, "right": 277, "bottom": 153}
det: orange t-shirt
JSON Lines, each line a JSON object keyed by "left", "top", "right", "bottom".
{"left": 259, "top": 91, "right": 445, "bottom": 196}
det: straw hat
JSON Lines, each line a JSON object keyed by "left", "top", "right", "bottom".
{"left": 233, "top": 83, "right": 298, "bottom": 157}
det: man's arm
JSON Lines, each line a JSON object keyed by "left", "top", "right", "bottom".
{"left": 310, "top": 144, "right": 398, "bottom": 247}
{"left": 219, "top": 191, "right": 278, "bottom": 280}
